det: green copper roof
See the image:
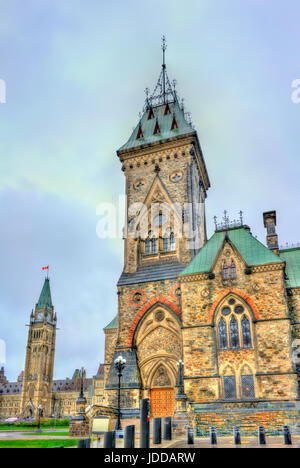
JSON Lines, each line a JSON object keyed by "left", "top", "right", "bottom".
{"left": 37, "top": 278, "right": 53, "bottom": 310}
{"left": 104, "top": 315, "right": 118, "bottom": 330}
{"left": 280, "top": 248, "right": 300, "bottom": 288}
{"left": 180, "top": 227, "right": 283, "bottom": 276}
{"left": 118, "top": 99, "right": 194, "bottom": 152}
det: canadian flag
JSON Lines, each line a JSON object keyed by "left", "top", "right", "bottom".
{"left": 42, "top": 266, "right": 49, "bottom": 271}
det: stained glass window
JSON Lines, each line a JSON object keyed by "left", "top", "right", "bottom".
{"left": 224, "top": 376, "right": 237, "bottom": 400}
{"left": 218, "top": 318, "right": 228, "bottom": 350}
{"left": 241, "top": 375, "right": 255, "bottom": 399}
{"left": 163, "top": 236, "right": 169, "bottom": 252}
{"left": 230, "top": 316, "right": 240, "bottom": 349}
{"left": 242, "top": 316, "right": 252, "bottom": 348}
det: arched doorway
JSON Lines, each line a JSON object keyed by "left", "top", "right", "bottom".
{"left": 150, "top": 365, "right": 176, "bottom": 418}
{"left": 134, "top": 304, "right": 182, "bottom": 418}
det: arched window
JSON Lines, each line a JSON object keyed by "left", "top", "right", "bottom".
{"left": 231, "top": 261, "right": 237, "bottom": 279}
{"left": 223, "top": 262, "right": 229, "bottom": 279}
{"left": 223, "top": 375, "right": 237, "bottom": 400}
{"left": 241, "top": 374, "right": 255, "bottom": 399}
{"left": 170, "top": 233, "right": 175, "bottom": 251}
{"left": 163, "top": 236, "right": 169, "bottom": 252}
{"left": 152, "top": 236, "right": 157, "bottom": 254}
{"left": 218, "top": 318, "right": 228, "bottom": 350}
{"left": 146, "top": 237, "right": 151, "bottom": 255}
{"left": 230, "top": 316, "right": 240, "bottom": 349}
{"left": 242, "top": 316, "right": 252, "bottom": 348}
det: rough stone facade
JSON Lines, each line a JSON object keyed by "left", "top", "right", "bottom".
{"left": 103, "top": 63, "right": 300, "bottom": 435}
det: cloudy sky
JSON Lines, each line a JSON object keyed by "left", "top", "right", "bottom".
{"left": 0, "top": 0, "right": 299, "bottom": 381}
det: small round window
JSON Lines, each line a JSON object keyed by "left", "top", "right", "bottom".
{"left": 155, "top": 311, "right": 165, "bottom": 322}
{"left": 222, "top": 307, "right": 231, "bottom": 316}
{"left": 153, "top": 214, "right": 166, "bottom": 227}
{"left": 229, "top": 299, "right": 236, "bottom": 305}
{"left": 235, "top": 305, "right": 244, "bottom": 314}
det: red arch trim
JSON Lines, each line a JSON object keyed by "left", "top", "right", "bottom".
{"left": 126, "top": 296, "right": 181, "bottom": 347}
{"left": 208, "top": 288, "right": 260, "bottom": 323}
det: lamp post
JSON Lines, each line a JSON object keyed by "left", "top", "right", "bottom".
{"left": 177, "top": 359, "right": 184, "bottom": 396}
{"left": 114, "top": 355, "right": 126, "bottom": 431}
{"left": 36, "top": 405, "right": 43, "bottom": 433}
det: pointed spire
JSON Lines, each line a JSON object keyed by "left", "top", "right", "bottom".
{"left": 37, "top": 278, "right": 53, "bottom": 310}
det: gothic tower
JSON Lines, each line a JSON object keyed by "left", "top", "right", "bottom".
{"left": 20, "top": 278, "right": 57, "bottom": 417}
{"left": 104, "top": 40, "right": 210, "bottom": 417}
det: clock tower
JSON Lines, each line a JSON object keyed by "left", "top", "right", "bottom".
{"left": 20, "top": 278, "right": 57, "bottom": 418}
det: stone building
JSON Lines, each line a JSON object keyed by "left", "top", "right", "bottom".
{"left": 103, "top": 50, "right": 300, "bottom": 434}
{"left": 0, "top": 279, "right": 104, "bottom": 420}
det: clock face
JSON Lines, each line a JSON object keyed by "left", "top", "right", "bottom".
{"left": 38, "top": 312, "right": 44, "bottom": 320}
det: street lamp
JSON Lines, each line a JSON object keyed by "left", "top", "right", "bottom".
{"left": 177, "top": 359, "right": 184, "bottom": 396}
{"left": 36, "top": 405, "right": 43, "bottom": 433}
{"left": 114, "top": 355, "right": 126, "bottom": 431}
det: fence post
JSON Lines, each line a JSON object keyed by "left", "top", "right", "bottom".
{"left": 187, "top": 426, "right": 194, "bottom": 445}
{"left": 104, "top": 431, "right": 116, "bottom": 448}
{"left": 153, "top": 418, "right": 162, "bottom": 445}
{"left": 283, "top": 425, "right": 292, "bottom": 445}
{"left": 163, "top": 417, "right": 172, "bottom": 441}
{"left": 234, "top": 426, "right": 241, "bottom": 445}
{"left": 140, "top": 398, "right": 150, "bottom": 448}
{"left": 124, "top": 425, "right": 135, "bottom": 448}
{"left": 258, "top": 426, "right": 266, "bottom": 445}
{"left": 210, "top": 427, "right": 217, "bottom": 445}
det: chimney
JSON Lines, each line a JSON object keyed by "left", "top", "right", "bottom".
{"left": 263, "top": 211, "right": 279, "bottom": 255}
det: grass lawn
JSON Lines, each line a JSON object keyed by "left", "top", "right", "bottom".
{"left": 0, "top": 439, "right": 79, "bottom": 449}
{"left": 26, "top": 432, "right": 70, "bottom": 437}
{"left": 0, "top": 426, "right": 70, "bottom": 432}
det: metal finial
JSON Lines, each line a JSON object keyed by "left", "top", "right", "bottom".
{"left": 214, "top": 216, "right": 218, "bottom": 230}
{"left": 161, "top": 36, "right": 167, "bottom": 103}
{"left": 239, "top": 211, "right": 243, "bottom": 224}
{"left": 181, "top": 98, "right": 185, "bottom": 111}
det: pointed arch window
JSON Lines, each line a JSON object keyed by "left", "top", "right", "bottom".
{"left": 223, "top": 262, "right": 229, "bottom": 279}
{"left": 152, "top": 236, "right": 157, "bottom": 254}
{"left": 241, "top": 375, "right": 255, "bottom": 399}
{"left": 146, "top": 237, "right": 151, "bottom": 255}
{"left": 218, "top": 318, "right": 228, "bottom": 350}
{"left": 170, "top": 233, "right": 175, "bottom": 251}
{"left": 148, "top": 107, "right": 155, "bottom": 120}
{"left": 136, "top": 125, "right": 144, "bottom": 140}
{"left": 163, "top": 236, "right": 169, "bottom": 252}
{"left": 224, "top": 375, "right": 237, "bottom": 400}
{"left": 242, "top": 316, "right": 252, "bottom": 348}
{"left": 231, "top": 261, "right": 237, "bottom": 279}
{"left": 153, "top": 120, "right": 161, "bottom": 135}
{"left": 164, "top": 103, "right": 171, "bottom": 115}
{"left": 230, "top": 316, "right": 240, "bottom": 349}
{"left": 171, "top": 115, "right": 178, "bottom": 130}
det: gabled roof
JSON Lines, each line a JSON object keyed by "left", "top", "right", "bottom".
{"left": 180, "top": 227, "right": 283, "bottom": 276}
{"left": 118, "top": 99, "right": 194, "bottom": 152}
{"left": 104, "top": 315, "right": 118, "bottom": 330}
{"left": 280, "top": 248, "right": 300, "bottom": 288}
{"left": 37, "top": 278, "right": 53, "bottom": 310}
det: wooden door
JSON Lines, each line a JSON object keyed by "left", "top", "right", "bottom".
{"left": 150, "top": 388, "right": 175, "bottom": 418}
